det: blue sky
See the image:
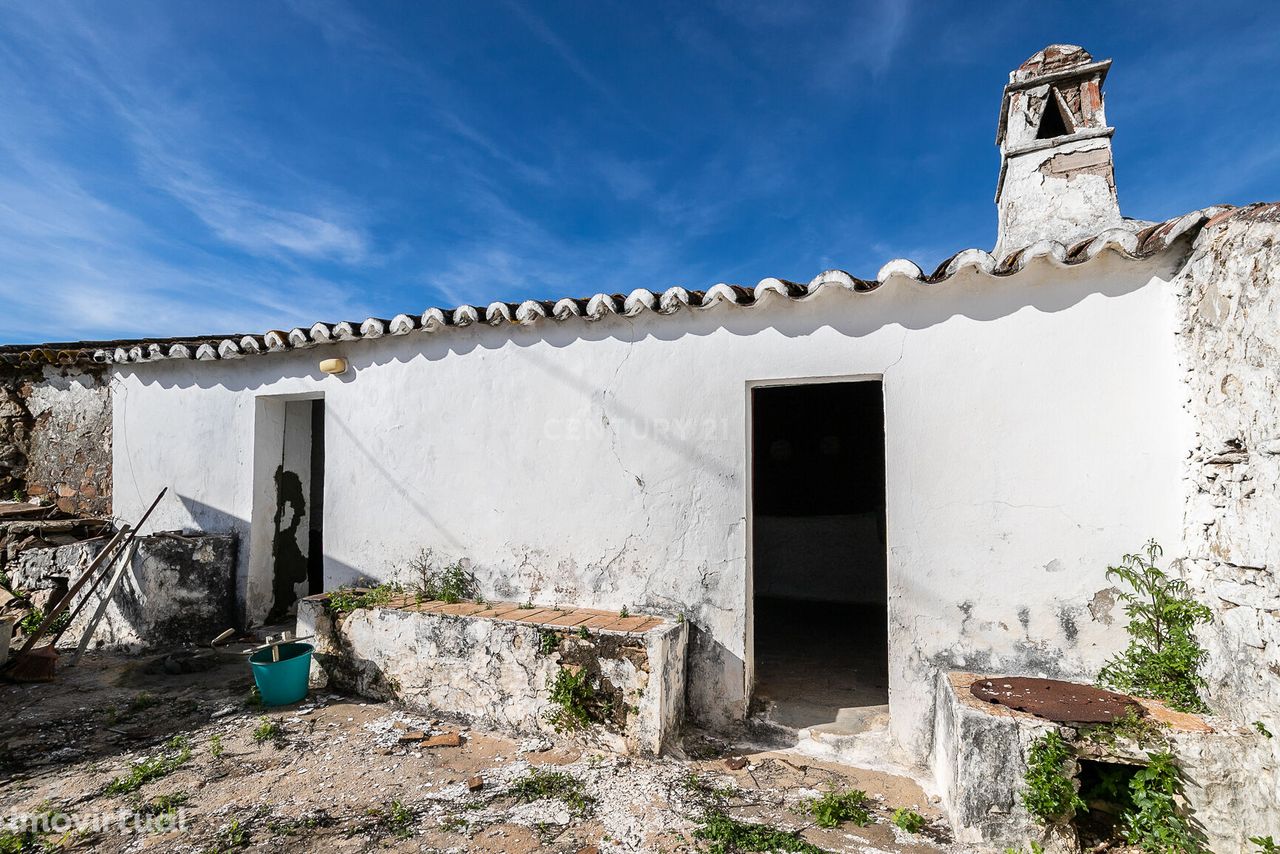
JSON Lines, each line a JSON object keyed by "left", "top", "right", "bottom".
{"left": 1, "top": 1, "right": 1277, "bottom": 344}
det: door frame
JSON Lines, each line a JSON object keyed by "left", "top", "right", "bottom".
{"left": 743, "top": 373, "right": 886, "bottom": 707}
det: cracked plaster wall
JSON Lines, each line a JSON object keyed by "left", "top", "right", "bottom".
{"left": 110, "top": 253, "right": 1187, "bottom": 763}
{"left": 1177, "top": 206, "right": 1280, "bottom": 733}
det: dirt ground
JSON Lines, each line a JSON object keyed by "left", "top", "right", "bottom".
{"left": 0, "top": 649, "right": 960, "bottom": 853}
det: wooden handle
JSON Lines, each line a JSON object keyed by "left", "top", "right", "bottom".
{"left": 18, "top": 487, "right": 167, "bottom": 654}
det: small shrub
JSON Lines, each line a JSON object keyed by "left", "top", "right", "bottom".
{"left": 404, "top": 551, "right": 478, "bottom": 603}
{"left": 18, "top": 607, "right": 71, "bottom": 637}
{"left": 139, "top": 792, "right": 189, "bottom": 817}
{"left": 1254, "top": 721, "right": 1273, "bottom": 739}
{"left": 129, "top": 692, "right": 161, "bottom": 714}
{"left": 326, "top": 581, "right": 403, "bottom": 614}
{"left": 805, "top": 788, "right": 871, "bottom": 828}
{"left": 509, "top": 768, "right": 594, "bottom": 817}
{"left": 209, "top": 734, "right": 224, "bottom": 758}
{"left": 538, "top": 629, "right": 560, "bottom": 657}
{"left": 252, "top": 716, "right": 284, "bottom": 745}
{"left": 695, "top": 811, "right": 823, "bottom": 853}
{"left": 545, "top": 667, "right": 611, "bottom": 732}
{"left": 891, "top": 807, "right": 926, "bottom": 833}
{"left": 1096, "top": 541, "right": 1212, "bottom": 713}
{"left": 221, "top": 818, "right": 249, "bottom": 849}
{"left": 1022, "top": 730, "right": 1083, "bottom": 823}
{"left": 1123, "top": 751, "right": 1207, "bottom": 853}
{"left": 385, "top": 799, "right": 415, "bottom": 838}
{"left": 105, "top": 736, "right": 192, "bottom": 795}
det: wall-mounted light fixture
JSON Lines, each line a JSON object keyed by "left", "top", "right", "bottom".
{"left": 319, "top": 357, "right": 348, "bottom": 375}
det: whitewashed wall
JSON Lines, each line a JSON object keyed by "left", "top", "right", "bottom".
{"left": 110, "top": 253, "right": 1187, "bottom": 762}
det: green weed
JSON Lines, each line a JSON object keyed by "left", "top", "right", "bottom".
{"left": 891, "top": 807, "right": 926, "bottom": 833}
{"left": 1022, "top": 730, "right": 1083, "bottom": 823}
{"left": 805, "top": 788, "right": 871, "bottom": 828}
{"left": 104, "top": 736, "right": 192, "bottom": 795}
{"left": 694, "top": 811, "right": 823, "bottom": 854}
{"left": 1096, "top": 541, "right": 1212, "bottom": 713}
{"left": 509, "top": 768, "right": 594, "bottom": 817}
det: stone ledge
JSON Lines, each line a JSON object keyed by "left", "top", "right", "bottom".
{"left": 300, "top": 592, "right": 669, "bottom": 636}
{"left": 297, "top": 595, "right": 687, "bottom": 756}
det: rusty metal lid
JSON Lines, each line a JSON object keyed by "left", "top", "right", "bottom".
{"left": 970, "top": 676, "right": 1141, "bottom": 724}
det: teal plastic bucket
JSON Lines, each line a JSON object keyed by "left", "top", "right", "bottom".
{"left": 249, "top": 642, "right": 313, "bottom": 706}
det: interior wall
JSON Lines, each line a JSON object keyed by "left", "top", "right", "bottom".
{"left": 751, "top": 381, "right": 886, "bottom": 606}
{"left": 110, "top": 254, "right": 1189, "bottom": 761}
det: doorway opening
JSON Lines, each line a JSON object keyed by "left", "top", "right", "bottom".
{"left": 750, "top": 380, "right": 888, "bottom": 732}
{"left": 250, "top": 396, "right": 325, "bottom": 626}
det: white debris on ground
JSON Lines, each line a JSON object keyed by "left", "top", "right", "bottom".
{"left": 0, "top": 651, "right": 959, "bottom": 853}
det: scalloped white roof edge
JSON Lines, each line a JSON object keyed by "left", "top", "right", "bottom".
{"left": 94, "top": 207, "right": 1225, "bottom": 365}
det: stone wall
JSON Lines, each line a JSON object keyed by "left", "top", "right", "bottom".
{"left": 933, "top": 672, "right": 1278, "bottom": 852}
{"left": 1176, "top": 203, "right": 1280, "bottom": 729}
{"left": 0, "top": 363, "right": 111, "bottom": 516}
{"left": 298, "top": 597, "right": 687, "bottom": 756}
{"left": 10, "top": 531, "right": 236, "bottom": 650}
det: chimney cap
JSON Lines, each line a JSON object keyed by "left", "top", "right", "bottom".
{"left": 1011, "top": 45, "right": 1093, "bottom": 84}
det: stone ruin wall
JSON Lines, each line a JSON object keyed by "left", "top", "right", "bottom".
{"left": 0, "top": 362, "right": 112, "bottom": 517}
{"left": 1176, "top": 204, "right": 1280, "bottom": 728}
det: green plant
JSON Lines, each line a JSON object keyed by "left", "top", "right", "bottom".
{"left": 129, "top": 692, "right": 160, "bottom": 714}
{"left": 618, "top": 606, "right": 629, "bottom": 618}
{"left": 1254, "top": 721, "right": 1273, "bottom": 739}
{"left": 1096, "top": 541, "right": 1212, "bottom": 713}
{"left": 805, "top": 788, "right": 871, "bottom": 828}
{"left": 694, "top": 811, "right": 823, "bottom": 854}
{"left": 209, "top": 734, "right": 224, "bottom": 758}
{"left": 1081, "top": 706, "right": 1168, "bottom": 749}
{"left": 139, "top": 792, "right": 189, "bottom": 817}
{"left": 244, "top": 686, "right": 262, "bottom": 708}
{"left": 404, "top": 551, "right": 479, "bottom": 603}
{"left": 325, "top": 581, "right": 404, "bottom": 614}
{"left": 545, "top": 667, "right": 611, "bottom": 732}
{"left": 221, "top": 818, "right": 248, "bottom": 849}
{"left": 577, "top": 625, "right": 590, "bottom": 639}
{"left": 252, "top": 716, "right": 284, "bottom": 745}
{"left": 1122, "top": 751, "right": 1207, "bottom": 853}
{"left": 384, "top": 799, "right": 415, "bottom": 838}
{"left": 1251, "top": 836, "right": 1278, "bottom": 853}
{"left": 105, "top": 735, "right": 192, "bottom": 795}
{"left": 509, "top": 768, "right": 595, "bottom": 817}
{"left": 18, "top": 607, "right": 71, "bottom": 637}
{"left": 891, "top": 807, "right": 926, "bottom": 833}
{"left": 1022, "top": 730, "right": 1083, "bottom": 823}
{"left": 1002, "top": 845, "right": 1045, "bottom": 854}
{"left": 538, "top": 629, "right": 560, "bottom": 656}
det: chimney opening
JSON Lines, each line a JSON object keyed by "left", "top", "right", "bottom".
{"left": 1036, "top": 88, "right": 1075, "bottom": 140}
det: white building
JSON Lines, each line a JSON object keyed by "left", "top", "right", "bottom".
{"left": 89, "top": 45, "right": 1278, "bottom": 791}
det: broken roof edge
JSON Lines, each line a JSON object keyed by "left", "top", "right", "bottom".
{"left": 0, "top": 205, "right": 1227, "bottom": 369}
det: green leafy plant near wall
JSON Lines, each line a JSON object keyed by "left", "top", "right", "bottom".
{"left": 1022, "top": 730, "right": 1084, "bottom": 823}
{"left": 545, "top": 666, "right": 613, "bottom": 732}
{"left": 1096, "top": 540, "right": 1213, "bottom": 713}
{"left": 406, "top": 551, "right": 478, "bottom": 603}
{"left": 1122, "top": 751, "right": 1207, "bottom": 853}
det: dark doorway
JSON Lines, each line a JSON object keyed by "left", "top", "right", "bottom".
{"left": 750, "top": 380, "right": 888, "bottom": 730}
{"left": 307, "top": 399, "right": 325, "bottom": 596}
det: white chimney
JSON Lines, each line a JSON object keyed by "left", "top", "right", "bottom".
{"left": 994, "top": 45, "right": 1122, "bottom": 256}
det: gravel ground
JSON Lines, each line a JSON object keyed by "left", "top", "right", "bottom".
{"left": 0, "top": 649, "right": 960, "bottom": 852}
